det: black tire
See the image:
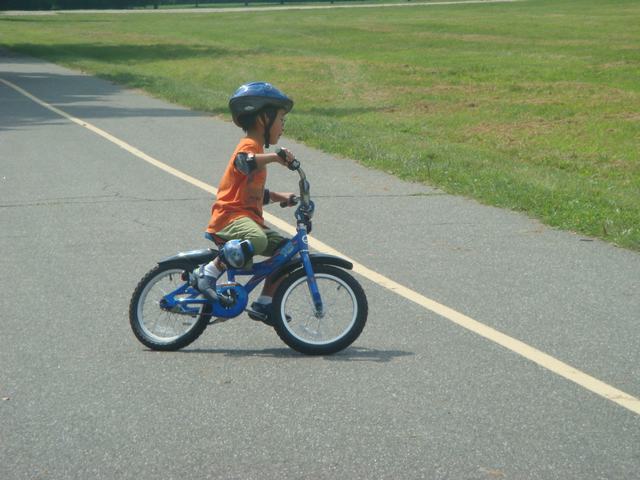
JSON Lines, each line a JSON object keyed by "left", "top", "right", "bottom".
{"left": 272, "top": 265, "right": 367, "bottom": 355}
{"left": 129, "top": 262, "right": 211, "bottom": 351}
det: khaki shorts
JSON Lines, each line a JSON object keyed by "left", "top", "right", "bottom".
{"left": 213, "top": 216, "right": 286, "bottom": 262}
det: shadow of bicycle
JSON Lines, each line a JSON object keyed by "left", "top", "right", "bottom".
{"left": 176, "top": 346, "right": 413, "bottom": 363}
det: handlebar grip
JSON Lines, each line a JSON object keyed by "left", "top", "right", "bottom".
{"left": 276, "top": 147, "right": 300, "bottom": 171}
{"left": 287, "top": 159, "right": 300, "bottom": 171}
{"left": 276, "top": 147, "right": 287, "bottom": 161}
{"left": 280, "top": 195, "right": 299, "bottom": 208}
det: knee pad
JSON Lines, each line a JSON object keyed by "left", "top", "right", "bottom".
{"left": 220, "top": 239, "right": 254, "bottom": 269}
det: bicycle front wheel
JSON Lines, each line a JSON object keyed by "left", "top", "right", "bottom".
{"left": 272, "top": 264, "right": 367, "bottom": 355}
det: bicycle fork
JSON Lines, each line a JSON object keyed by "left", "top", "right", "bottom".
{"left": 299, "top": 239, "right": 324, "bottom": 318}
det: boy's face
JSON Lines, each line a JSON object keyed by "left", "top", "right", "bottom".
{"left": 267, "top": 109, "right": 287, "bottom": 144}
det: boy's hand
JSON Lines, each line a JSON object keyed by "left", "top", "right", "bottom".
{"left": 275, "top": 147, "right": 295, "bottom": 166}
{"left": 271, "top": 192, "right": 298, "bottom": 207}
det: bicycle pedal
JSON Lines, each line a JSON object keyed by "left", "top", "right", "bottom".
{"left": 209, "top": 317, "right": 232, "bottom": 326}
{"left": 247, "top": 308, "right": 277, "bottom": 327}
{"left": 246, "top": 308, "right": 268, "bottom": 322}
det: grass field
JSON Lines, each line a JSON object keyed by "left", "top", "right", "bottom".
{"left": 1, "top": 0, "right": 639, "bottom": 249}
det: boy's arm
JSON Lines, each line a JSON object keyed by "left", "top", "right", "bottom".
{"left": 269, "top": 191, "right": 297, "bottom": 206}
{"left": 254, "top": 152, "right": 286, "bottom": 169}
{"left": 234, "top": 148, "right": 295, "bottom": 174}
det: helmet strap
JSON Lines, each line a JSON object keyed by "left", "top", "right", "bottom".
{"left": 261, "top": 109, "right": 278, "bottom": 148}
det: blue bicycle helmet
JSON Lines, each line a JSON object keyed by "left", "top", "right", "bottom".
{"left": 229, "top": 81, "right": 294, "bottom": 128}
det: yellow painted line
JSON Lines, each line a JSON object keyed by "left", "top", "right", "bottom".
{"left": 3, "top": 76, "right": 639, "bottom": 416}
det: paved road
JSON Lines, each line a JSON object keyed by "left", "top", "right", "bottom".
{"left": 1, "top": 50, "right": 639, "bottom": 479}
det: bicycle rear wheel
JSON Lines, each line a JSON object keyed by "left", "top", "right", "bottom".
{"left": 129, "top": 262, "right": 211, "bottom": 351}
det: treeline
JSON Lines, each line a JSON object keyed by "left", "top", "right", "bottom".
{"left": 1, "top": 0, "right": 330, "bottom": 9}
{"left": 1, "top": 0, "right": 156, "bottom": 8}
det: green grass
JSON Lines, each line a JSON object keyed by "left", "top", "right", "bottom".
{"left": 1, "top": 0, "right": 639, "bottom": 249}
{"left": 150, "top": 0, "right": 420, "bottom": 8}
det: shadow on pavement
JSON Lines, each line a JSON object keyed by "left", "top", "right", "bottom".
{"left": 173, "top": 346, "right": 414, "bottom": 363}
{"left": 0, "top": 70, "right": 209, "bottom": 132}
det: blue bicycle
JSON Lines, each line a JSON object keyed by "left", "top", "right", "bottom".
{"left": 129, "top": 159, "right": 368, "bottom": 355}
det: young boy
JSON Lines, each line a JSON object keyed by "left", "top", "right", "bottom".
{"left": 193, "top": 82, "right": 297, "bottom": 321}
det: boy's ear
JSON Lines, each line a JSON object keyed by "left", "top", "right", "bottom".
{"left": 255, "top": 112, "right": 267, "bottom": 129}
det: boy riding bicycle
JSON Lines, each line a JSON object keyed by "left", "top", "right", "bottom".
{"left": 192, "top": 82, "right": 297, "bottom": 321}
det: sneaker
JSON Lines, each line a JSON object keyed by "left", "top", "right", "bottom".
{"left": 246, "top": 302, "right": 292, "bottom": 326}
{"left": 191, "top": 265, "right": 219, "bottom": 303}
{"left": 247, "top": 302, "right": 274, "bottom": 326}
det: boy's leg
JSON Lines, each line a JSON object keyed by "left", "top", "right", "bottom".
{"left": 250, "top": 228, "right": 290, "bottom": 324}
{"left": 215, "top": 217, "right": 269, "bottom": 268}
{"left": 259, "top": 228, "right": 288, "bottom": 297}
{"left": 195, "top": 217, "right": 271, "bottom": 302}
{"left": 197, "top": 218, "right": 289, "bottom": 324}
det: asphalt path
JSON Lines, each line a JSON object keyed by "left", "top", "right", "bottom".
{"left": 1, "top": 50, "right": 639, "bottom": 479}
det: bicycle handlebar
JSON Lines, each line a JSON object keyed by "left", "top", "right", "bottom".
{"left": 275, "top": 147, "right": 313, "bottom": 228}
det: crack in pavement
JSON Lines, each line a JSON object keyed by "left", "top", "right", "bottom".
{"left": 0, "top": 194, "right": 210, "bottom": 208}
{"left": 1, "top": 192, "right": 446, "bottom": 209}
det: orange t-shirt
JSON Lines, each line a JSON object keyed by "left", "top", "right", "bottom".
{"left": 206, "top": 138, "right": 267, "bottom": 233}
